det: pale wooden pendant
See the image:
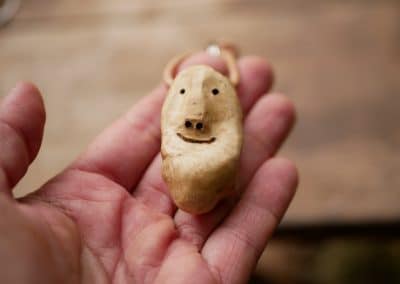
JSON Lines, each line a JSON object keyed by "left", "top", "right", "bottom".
{"left": 161, "top": 45, "right": 243, "bottom": 214}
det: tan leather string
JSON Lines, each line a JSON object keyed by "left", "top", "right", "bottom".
{"left": 163, "top": 45, "right": 239, "bottom": 87}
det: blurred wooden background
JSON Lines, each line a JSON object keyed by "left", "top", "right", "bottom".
{"left": 0, "top": 0, "right": 399, "bottom": 281}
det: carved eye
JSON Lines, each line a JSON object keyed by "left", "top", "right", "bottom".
{"left": 212, "top": 88, "right": 219, "bottom": 95}
{"left": 180, "top": 88, "right": 185, "bottom": 95}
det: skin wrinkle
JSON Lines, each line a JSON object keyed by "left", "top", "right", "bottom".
{"left": 222, "top": 250, "right": 244, "bottom": 284}
{"left": 161, "top": 240, "right": 196, "bottom": 263}
{"left": 9, "top": 199, "right": 78, "bottom": 283}
{"left": 0, "top": 159, "right": 25, "bottom": 192}
{"left": 134, "top": 152, "right": 175, "bottom": 214}
{"left": 251, "top": 159, "right": 298, "bottom": 220}
{"left": 122, "top": 199, "right": 170, "bottom": 243}
{"left": 207, "top": 264, "right": 223, "bottom": 284}
{"left": 46, "top": 168, "right": 128, "bottom": 202}
{"left": 0, "top": 111, "right": 35, "bottom": 161}
{"left": 33, "top": 169, "right": 128, "bottom": 280}
{"left": 176, "top": 221, "right": 205, "bottom": 250}
{"left": 139, "top": 180, "right": 175, "bottom": 215}
{"left": 223, "top": 206, "right": 277, "bottom": 254}
{"left": 34, "top": 206, "right": 81, "bottom": 283}
{"left": 0, "top": 164, "right": 12, "bottom": 192}
{"left": 130, "top": 217, "right": 173, "bottom": 249}
{"left": 21, "top": 196, "right": 78, "bottom": 233}
{"left": 172, "top": 186, "right": 237, "bottom": 248}
{"left": 91, "top": 194, "right": 126, "bottom": 279}
{"left": 23, "top": 197, "right": 112, "bottom": 283}
{"left": 128, "top": 218, "right": 178, "bottom": 283}
{"left": 27, "top": 201, "right": 115, "bottom": 283}
{"left": 174, "top": 197, "right": 238, "bottom": 251}
{"left": 79, "top": 217, "right": 119, "bottom": 281}
{"left": 24, "top": 217, "right": 61, "bottom": 282}
{"left": 0, "top": 120, "right": 30, "bottom": 187}
{"left": 69, "top": 163, "right": 125, "bottom": 193}
{"left": 245, "top": 96, "right": 294, "bottom": 153}
{"left": 79, "top": 218, "right": 121, "bottom": 256}
{"left": 208, "top": 235, "right": 247, "bottom": 284}
{"left": 242, "top": 189, "right": 282, "bottom": 223}
{"left": 244, "top": 126, "right": 275, "bottom": 161}
{"left": 110, "top": 194, "right": 125, "bottom": 283}
{"left": 83, "top": 243, "right": 111, "bottom": 283}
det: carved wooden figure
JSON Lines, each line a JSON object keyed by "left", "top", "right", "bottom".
{"left": 161, "top": 47, "right": 243, "bottom": 214}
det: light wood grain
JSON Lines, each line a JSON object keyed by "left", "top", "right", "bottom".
{"left": 0, "top": 0, "right": 399, "bottom": 224}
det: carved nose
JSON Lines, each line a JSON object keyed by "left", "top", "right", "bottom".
{"left": 184, "top": 119, "right": 204, "bottom": 131}
{"left": 184, "top": 94, "right": 206, "bottom": 131}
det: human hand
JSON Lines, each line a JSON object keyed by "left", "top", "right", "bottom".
{"left": 0, "top": 53, "right": 297, "bottom": 284}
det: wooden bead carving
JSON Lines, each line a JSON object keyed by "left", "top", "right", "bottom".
{"left": 161, "top": 51, "right": 243, "bottom": 214}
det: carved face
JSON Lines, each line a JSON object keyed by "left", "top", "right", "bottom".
{"left": 161, "top": 65, "right": 243, "bottom": 214}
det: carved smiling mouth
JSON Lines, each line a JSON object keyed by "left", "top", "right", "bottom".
{"left": 177, "top": 133, "right": 216, "bottom": 144}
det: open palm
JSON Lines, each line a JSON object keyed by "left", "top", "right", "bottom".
{"left": 0, "top": 53, "right": 297, "bottom": 284}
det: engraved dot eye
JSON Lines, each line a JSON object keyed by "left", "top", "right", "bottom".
{"left": 180, "top": 88, "right": 185, "bottom": 94}
{"left": 196, "top": 122, "right": 203, "bottom": 130}
{"left": 212, "top": 88, "right": 219, "bottom": 95}
{"left": 185, "top": 120, "right": 192, "bottom": 128}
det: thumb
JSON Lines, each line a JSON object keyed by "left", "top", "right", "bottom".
{"left": 0, "top": 82, "right": 46, "bottom": 195}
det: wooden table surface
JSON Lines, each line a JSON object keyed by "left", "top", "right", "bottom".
{"left": 1, "top": 0, "right": 399, "bottom": 225}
